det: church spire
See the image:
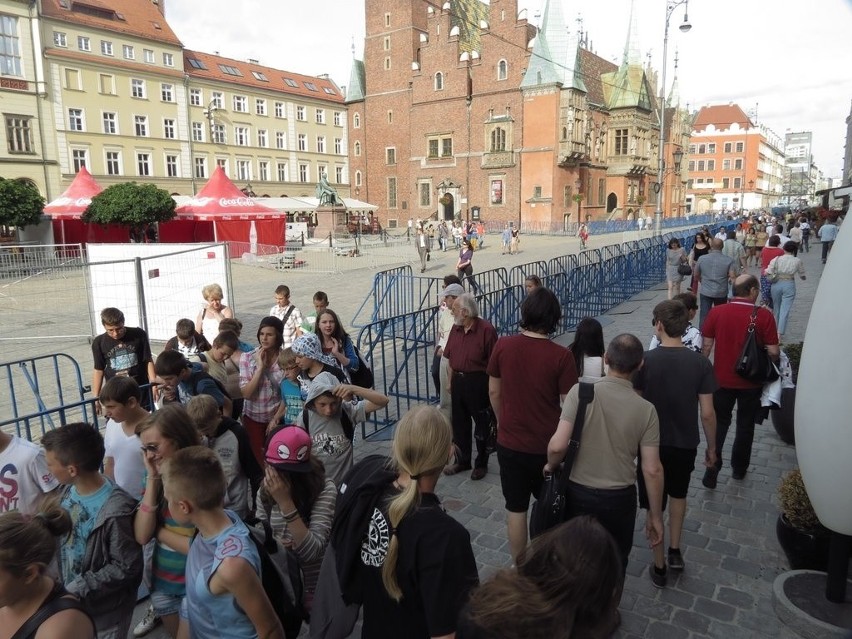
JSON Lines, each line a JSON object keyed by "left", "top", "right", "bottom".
{"left": 521, "top": 0, "right": 586, "bottom": 91}
{"left": 621, "top": 0, "right": 641, "bottom": 67}
{"left": 667, "top": 49, "right": 681, "bottom": 107}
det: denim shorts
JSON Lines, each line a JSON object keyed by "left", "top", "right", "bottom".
{"left": 150, "top": 591, "right": 183, "bottom": 617}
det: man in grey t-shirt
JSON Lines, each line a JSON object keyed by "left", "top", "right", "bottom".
{"left": 694, "top": 239, "right": 736, "bottom": 328}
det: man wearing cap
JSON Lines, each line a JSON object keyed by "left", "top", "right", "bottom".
{"left": 443, "top": 293, "right": 498, "bottom": 480}
{"left": 433, "top": 280, "right": 465, "bottom": 421}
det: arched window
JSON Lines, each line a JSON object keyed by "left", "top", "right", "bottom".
{"left": 355, "top": 170, "right": 362, "bottom": 187}
{"left": 497, "top": 59, "right": 508, "bottom": 80}
{"left": 562, "top": 126, "right": 568, "bottom": 141}
{"left": 434, "top": 72, "right": 444, "bottom": 90}
{"left": 353, "top": 113, "right": 360, "bottom": 129}
{"left": 490, "top": 127, "right": 506, "bottom": 152}
{"left": 354, "top": 141, "right": 361, "bottom": 156}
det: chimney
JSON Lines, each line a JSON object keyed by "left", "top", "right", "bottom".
{"left": 151, "top": 0, "right": 165, "bottom": 16}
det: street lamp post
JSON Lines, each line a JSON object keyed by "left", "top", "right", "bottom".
{"left": 654, "top": 0, "right": 692, "bottom": 235}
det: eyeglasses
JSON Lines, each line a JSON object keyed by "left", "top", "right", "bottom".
{"left": 140, "top": 443, "right": 160, "bottom": 454}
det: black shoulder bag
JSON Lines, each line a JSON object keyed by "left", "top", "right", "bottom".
{"left": 735, "top": 306, "right": 779, "bottom": 384}
{"left": 529, "top": 382, "right": 595, "bottom": 539}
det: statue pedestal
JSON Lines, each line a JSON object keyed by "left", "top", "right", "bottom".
{"left": 314, "top": 206, "right": 344, "bottom": 240}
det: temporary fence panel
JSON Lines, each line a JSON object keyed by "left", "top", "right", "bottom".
{"left": 86, "top": 243, "right": 232, "bottom": 341}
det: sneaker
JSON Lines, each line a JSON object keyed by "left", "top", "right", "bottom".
{"left": 649, "top": 564, "right": 667, "bottom": 589}
{"left": 667, "top": 547, "right": 685, "bottom": 571}
{"left": 702, "top": 467, "right": 718, "bottom": 489}
{"left": 133, "top": 605, "right": 160, "bottom": 638}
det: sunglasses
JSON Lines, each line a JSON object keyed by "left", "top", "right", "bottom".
{"left": 140, "top": 443, "right": 160, "bottom": 454}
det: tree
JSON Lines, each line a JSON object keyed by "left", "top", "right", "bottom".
{"left": 0, "top": 178, "right": 46, "bottom": 230}
{"left": 82, "top": 182, "right": 176, "bottom": 238}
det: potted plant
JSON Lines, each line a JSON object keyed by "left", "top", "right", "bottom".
{"left": 771, "top": 342, "right": 802, "bottom": 445}
{"left": 776, "top": 468, "right": 830, "bottom": 570}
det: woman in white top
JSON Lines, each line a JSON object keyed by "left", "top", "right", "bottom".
{"left": 195, "top": 283, "right": 233, "bottom": 338}
{"left": 568, "top": 318, "right": 606, "bottom": 381}
{"left": 765, "top": 240, "right": 806, "bottom": 337}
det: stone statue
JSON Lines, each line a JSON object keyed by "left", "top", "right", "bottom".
{"left": 316, "top": 173, "right": 341, "bottom": 207}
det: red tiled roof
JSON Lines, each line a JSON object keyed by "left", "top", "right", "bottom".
{"left": 693, "top": 104, "right": 753, "bottom": 132}
{"left": 184, "top": 50, "right": 344, "bottom": 104}
{"left": 579, "top": 48, "right": 618, "bottom": 107}
{"left": 41, "top": 0, "right": 182, "bottom": 46}
{"left": 45, "top": 47, "right": 186, "bottom": 79}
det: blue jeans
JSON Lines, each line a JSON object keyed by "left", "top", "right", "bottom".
{"left": 699, "top": 293, "right": 727, "bottom": 329}
{"left": 770, "top": 279, "right": 795, "bottom": 334}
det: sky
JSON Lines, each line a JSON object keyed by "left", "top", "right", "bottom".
{"left": 166, "top": 0, "right": 852, "bottom": 177}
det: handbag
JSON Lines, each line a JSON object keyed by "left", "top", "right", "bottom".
{"left": 735, "top": 307, "right": 780, "bottom": 383}
{"left": 348, "top": 346, "right": 375, "bottom": 389}
{"left": 677, "top": 263, "right": 692, "bottom": 276}
{"left": 529, "top": 382, "right": 595, "bottom": 539}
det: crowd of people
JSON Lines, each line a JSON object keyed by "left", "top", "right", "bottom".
{"left": 0, "top": 208, "right": 839, "bottom": 638}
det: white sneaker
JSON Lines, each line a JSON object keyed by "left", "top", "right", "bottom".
{"left": 133, "top": 604, "right": 160, "bottom": 637}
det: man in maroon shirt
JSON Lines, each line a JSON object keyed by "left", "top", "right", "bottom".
{"left": 701, "top": 274, "right": 779, "bottom": 488}
{"left": 487, "top": 287, "right": 578, "bottom": 560}
{"left": 443, "top": 293, "right": 498, "bottom": 480}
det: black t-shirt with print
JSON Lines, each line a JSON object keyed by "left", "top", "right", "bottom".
{"left": 91, "top": 326, "right": 153, "bottom": 385}
{"left": 357, "top": 491, "right": 479, "bottom": 639}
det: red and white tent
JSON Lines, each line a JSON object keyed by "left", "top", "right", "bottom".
{"left": 174, "top": 166, "right": 285, "bottom": 246}
{"left": 44, "top": 166, "right": 103, "bottom": 220}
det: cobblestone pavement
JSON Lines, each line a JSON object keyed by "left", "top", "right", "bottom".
{"left": 63, "top": 229, "right": 827, "bottom": 638}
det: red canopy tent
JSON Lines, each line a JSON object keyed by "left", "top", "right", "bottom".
{"left": 170, "top": 166, "right": 285, "bottom": 247}
{"left": 43, "top": 167, "right": 113, "bottom": 244}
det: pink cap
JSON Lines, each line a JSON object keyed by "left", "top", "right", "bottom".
{"left": 264, "top": 425, "right": 312, "bottom": 472}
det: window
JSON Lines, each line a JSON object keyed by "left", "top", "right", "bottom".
{"left": 333, "top": 111, "right": 342, "bottom": 126}
{"left": 734, "top": 158, "right": 743, "bottom": 170}
{"left": 354, "top": 141, "right": 361, "bottom": 156}
{"left": 304, "top": 81, "right": 318, "bottom": 92}
{"left": 722, "top": 178, "right": 730, "bottom": 188}
{"left": 191, "top": 122, "right": 204, "bottom": 142}
{"left": 252, "top": 70, "right": 268, "bottom": 81}
{"left": 235, "top": 126, "right": 249, "bottom": 146}
{"left": 724, "top": 142, "right": 732, "bottom": 153}
{"left": 0, "top": 16, "right": 22, "bottom": 77}
{"left": 355, "top": 170, "right": 362, "bottom": 187}
{"left": 257, "top": 129, "right": 268, "bottom": 147}
{"left": 123, "top": 44, "right": 134, "bottom": 59}
{"left": 216, "top": 158, "right": 227, "bottom": 172}
{"left": 428, "top": 138, "right": 439, "bottom": 158}
{"left": 316, "top": 136, "right": 325, "bottom": 153}
{"left": 136, "top": 152, "right": 151, "bottom": 176}
{"left": 296, "top": 105, "right": 306, "bottom": 121}
{"left": 722, "top": 159, "right": 731, "bottom": 170}
{"left": 687, "top": 160, "right": 695, "bottom": 172}
{"left": 143, "top": 49, "right": 154, "bottom": 63}
{"left": 386, "top": 147, "right": 396, "bottom": 165}
{"left": 317, "top": 165, "right": 327, "bottom": 181}
{"left": 335, "top": 166, "right": 344, "bottom": 183}
{"left": 419, "top": 182, "right": 431, "bottom": 207}
{"left": 697, "top": 160, "right": 705, "bottom": 171}
{"left": 71, "top": 149, "right": 87, "bottom": 172}
{"left": 434, "top": 72, "right": 444, "bottom": 90}
{"left": 259, "top": 161, "right": 269, "bottom": 181}
{"left": 708, "top": 143, "right": 716, "bottom": 153}
{"left": 698, "top": 144, "right": 705, "bottom": 154}
{"left": 163, "top": 119, "right": 176, "bottom": 139}
{"left": 353, "top": 113, "right": 360, "bottom": 128}
{"left": 68, "top": 108, "right": 84, "bottom": 131}
{"left": 233, "top": 95, "right": 248, "bottom": 112}
{"left": 102, "top": 112, "right": 117, "bottom": 134}
{"left": 211, "top": 92, "right": 223, "bottom": 109}
{"left": 533, "top": 186, "right": 542, "bottom": 198}
{"left": 5, "top": 116, "right": 33, "bottom": 153}
{"left": 297, "top": 134, "right": 307, "bottom": 151}
{"left": 384, "top": 57, "right": 390, "bottom": 70}
{"left": 256, "top": 99, "right": 267, "bottom": 116}
{"left": 707, "top": 160, "right": 715, "bottom": 171}
{"left": 186, "top": 57, "right": 207, "bottom": 70}
{"left": 276, "top": 132, "right": 286, "bottom": 149}
{"left": 735, "top": 142, "right": 744, "bottom": 153}
{"left": 165, "top": 154, "right": 179, "bottom": 177}
{"left": 64, "top": 68, "right": 80, "bottom": 90}
{"left": 54, "top": 32, "right": 67, "bottom": 47}
{"left": 383, "top": 36, "right": 390, "bottom": 51}
{"left": 134, "top": 115, "right": 148, "bottom": 137}
{"left": 101, "top": 40, "right": 113, "bottom": 56}
{"left": 334, "top": 138, "right": 342, "bottom": 154}
{"left": 598, "top": 178, "right": 605, "bottom": 205}
{"left": 497, "top": 59, "right": 507, "bottom": 80}
{"left": 298, "top": 163, "right": 309, "bottom": 183}
{"left": 161, "top": 83, "right": 173, "bottom": 102}
{"left": 163, "top": 52, "right": 174, "bottom": 67}
{"left": 236, "top": 159, "right": 251, "bottom": 180}
{"left": 734, "top": 177, "right": 742, "bottom": 189}
{"left": 442, "top": 137, "right": 452, "bottom": 157}
{"left": 275, "top": 102, "right": 285, "bottom": 118}
{"left": 490, "top": 127, "right": 506, "bottom": 152}
{"left": 490, "top": 179, "right": 503, "bottom": 205}
{"left": 315, "top": 109, "right": 325, "bottom": 124}
{"left": 77, "top": 35, "right": 90, "bottom": 51}
{"left": 387, "top": 110, "right": 393, "bottom": 124}
{"left": 385, "top": 13, "right": 391, "bottom": 26}
{"left": 218, "top": 64, "right": 243, "bottom": 76}
{"left": 194, "top": 157, "right": 207, "bottom": 179}
{"left": 387, "top": 177, "right": 397, "bottom": 208}
{"left": 277, "top": 162, "right": 288, "bottom": 181}
{"left": 98, "top": 74, "right": 115, "bottom": 94}
{"left": 615, "top": 129, "right": 628, "bottom": 155}
{"left": 190, "top": 88, "right": 202, "bottom": 106}
{"left": 283, "top": 78, "right": 298, "bottom": 87}
{"left": 105, "top": 151, "right": 121, "bottom": 175}
{"left": 212, "top": 124, "right": 225, "bottom": 144}
{"left": 131, "top": 79, "right": 146, "bottom": 98}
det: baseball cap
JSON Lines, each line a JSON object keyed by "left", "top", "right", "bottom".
{"left": 264, "top": 425, "right": 312, "bottom": 472}
{"left": 440, "top": 283, "right": 465, "bottom": 299}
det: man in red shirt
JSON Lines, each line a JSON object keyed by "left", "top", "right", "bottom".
{"left": 487, "top": 288, "right": 578, "bottom": 560}
{"left": 701, "top": 275, "right": 779, "bottom": 488}
{"left": 444, "top": 293, "right": 498, "bottom": 480}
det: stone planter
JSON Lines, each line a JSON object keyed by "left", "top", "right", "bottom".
{"left": 776, "top": 513, "right": 830, "bottom": 571}
{"left": 772, "top": 387, "right": 796, "bottom": 445}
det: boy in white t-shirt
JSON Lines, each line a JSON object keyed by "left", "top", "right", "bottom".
{"left": 0, "top": 430, "right": 59, "bottom": 514}
{"left": 101, "top": 376, "right": 149, "bottom": 499}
